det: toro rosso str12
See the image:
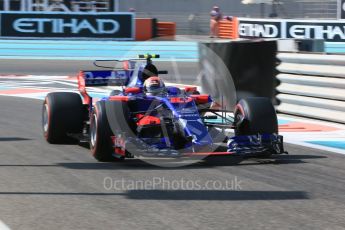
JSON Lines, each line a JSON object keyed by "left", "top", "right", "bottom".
{"left": 42, "top": 54, "right": 286, "bottom": 162}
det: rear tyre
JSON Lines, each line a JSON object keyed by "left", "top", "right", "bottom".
{"left": 42, "top": 92, "right": 83, "bottom": 144}
{"left": 234, "top": 97, "right": 278, "bottom": 136}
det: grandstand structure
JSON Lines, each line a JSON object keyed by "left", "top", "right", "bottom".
{"left": 0, "top": 0, "right": 340, "bottom": 34}
{"left": 280, "top": 0, "right": 337, "bottom": 19}
{"left": 128, "top": 0, "right": 339, "bottom": 34}
{"left": 0, "top": 0, "right": 114, "bottom": 11}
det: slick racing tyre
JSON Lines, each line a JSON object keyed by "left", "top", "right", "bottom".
{"left": 105, "top": 100, "right": 136, "bottom": 136}
{"left": 234, "top": 97, "right": 278, "bottom": 136}
{"left": 90, "top": 100, "right": 135, "bottom": 162}
{"left": 90, "top": 100, "right": 117, "bottom": 162}
{"left": 172, "top": 121, "right": 191, "bottom": 152}
{"left": 42, "top": 92, "right": 83, "bottom": 144}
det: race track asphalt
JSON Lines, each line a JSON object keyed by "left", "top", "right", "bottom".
{"left": 1, "top": 95, "right": 345, "bottom": 230}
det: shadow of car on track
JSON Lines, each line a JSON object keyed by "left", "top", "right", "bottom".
{"left": 125, "top": 190, "right": 309, "bottom": 201}
{"left": 0, "top": 153, "right": 324, "bottom": 169}
{"left": 0, "top": 137, "right": 32, "bottom": 141}
{"left": 0, "top": 190, "right": 309, "bottom": 201}
{"left": 72, "top": 138, "right": 329, "bottom": 168}
{"left": 57, "top": 160, "right": 213, "bottom": 170}
{"left": 203, "top": 154, "right": 328, "bottom": 166}
{"left": 56, "top": 153, "right": 327, "bottom": 170}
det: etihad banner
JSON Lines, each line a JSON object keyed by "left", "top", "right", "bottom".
{"left": 0, "top": 12, "right": 134, "bottom": 40}
{"left": 238, "top": 19, "right": 283, "bottom": 39}
{"left": 238, "top": 18, "right": 345, "bottom": 42}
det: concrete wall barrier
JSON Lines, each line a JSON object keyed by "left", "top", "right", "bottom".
{"left": 218, "top": 17, "right": 238, "bottom": 39}
{"left": 199, "top": 40, "right": 278, "bottom": 109}
{"left": 277, "top": 52, "right": 345, "bottom": 123}
{"left": 135, "top": 18, "right": 155, "bottom": 41}
{"left": 156, "top": 22, "right": 176, "bottom": 38}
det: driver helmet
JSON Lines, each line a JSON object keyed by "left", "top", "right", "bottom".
{"left": 143, "top": 77, "right": 166, "bottom": 95}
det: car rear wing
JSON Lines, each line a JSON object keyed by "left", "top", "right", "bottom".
{"left": 78, "top": 70, "right": 131, "bottom": 87}
{"left": 78, "top": 70, "right": 131, "bottom": 104}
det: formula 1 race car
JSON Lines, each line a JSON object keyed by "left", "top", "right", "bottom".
{"left": 42, "top": 54, "right": 286, "bottom": 162}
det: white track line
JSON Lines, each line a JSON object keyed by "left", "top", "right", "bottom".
{"left": 279, "top": 114, "right": 345, "bottom": 130}
{"left": 283, "top": 141, "right": 345, "bottom": 155}
{"left": 51, "top": 80, "right": 78, "bottom": 87}
{"left": 0, "top": 220, "right": 11, "bottom": 230}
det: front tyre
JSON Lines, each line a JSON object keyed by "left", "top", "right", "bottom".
{"left": 89, "top": 101, "right": 121, "bottom": 162}
{"left": 234, "top": 97, "right": 279, "bottom": 158}
{"left": 234, "top": 97, "right": 278, "bottom": 136}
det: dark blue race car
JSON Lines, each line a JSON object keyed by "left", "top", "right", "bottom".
{"left": 42, "top": 54, "right": 286, "bottom": 162}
